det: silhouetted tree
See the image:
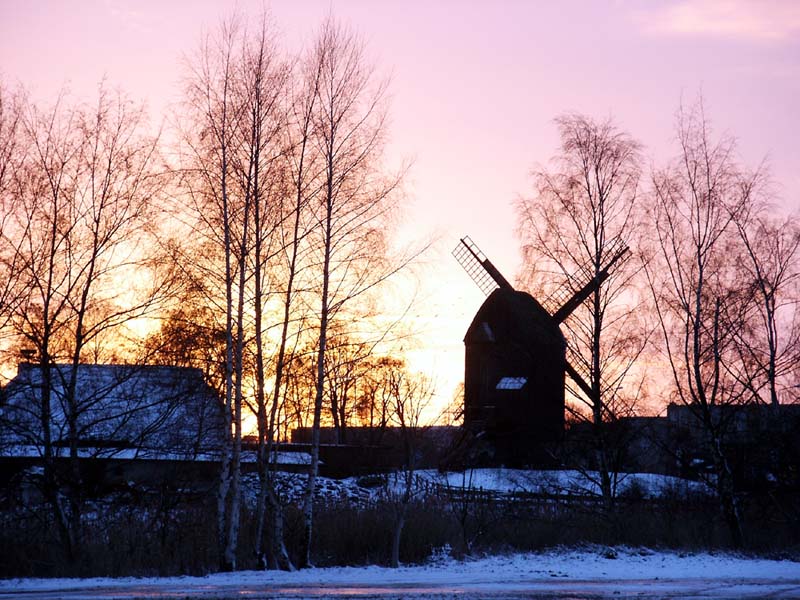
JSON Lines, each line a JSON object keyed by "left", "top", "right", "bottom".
{"left": 730, "top": 210, "right": 800, "bottom": 406}
{"left": 298, "top": 16, "right": 402, "bottom": 568}
{"left": 145, "top": 300, "right": 227, "bottom": 395}
{"left": 516, "top": 113, "right": 647, "bottom": 510}
{"left": 1, "top": 85, "right": 168, "bottom": 563}
{"left": 646, "top": 99, "right": 758, "bottom": 547}
{"left": 179, "top": 11, "right": 304, "bottom": 571}
{"left": 386, "top": 368, "right": 434, "bottom": 568}
{"left": 181, "top": 14, "right": 254, "bottom": 571}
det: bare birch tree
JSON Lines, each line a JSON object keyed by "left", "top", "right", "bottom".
{"left": 0, "top": 86, "right": 167, "bottom": 563}
{"left": 729, "top": 210, "right": 800, "bottom": 406}
{"left": 180, "top": 16, "right": 250, "bottom": 571}
{"left": 646, "top": 100, "right": 758, "bottom": 547}
{"left": 386, "top": 368, "right": 434, "bottom": 568}
{"left": 515, "top": 113, "right": 646, "bottom": 509}
{"left": 237, "top": 18, "right": 297, "bottom": 573}
{"left": 181, "top": 12, "right": 307, "bottom": 571}
{"left": 298, "top": 17, "right": 401, "bottom": 568}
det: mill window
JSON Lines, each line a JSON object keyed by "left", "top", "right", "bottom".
{"left": 496, "top": 376, "right": 527, "bottom": 390}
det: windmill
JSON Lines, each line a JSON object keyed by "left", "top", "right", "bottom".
{"left": 452, "top": 236, "right": 628, "bottom": 465}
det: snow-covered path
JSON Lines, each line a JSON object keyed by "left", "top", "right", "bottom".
{"left": 2, "top": 548, "right": 799, "bottom": 599}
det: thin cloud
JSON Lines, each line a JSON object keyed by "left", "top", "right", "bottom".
{"left": 636, "top": 0, "right": 800, "bottom": 42}
{"left": 102, "top": 0, "right": 154, "bottom": 35}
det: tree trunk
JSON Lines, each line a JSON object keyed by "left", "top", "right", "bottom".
{"left": 391, "top": 469, "right": 413, "bottom": 568}
{"left": 217, "top": 71, "right": 236, "bottom": 571}
{"left": 391, "top": 509, "right": 406, "bottom": 568}
{"left": 711, "top": 434, "right": 744, "bottom": 547}
{"left": 300, "top": 162, "right": 333, "bottom": 569}
{"left": 267, "top": 486, "right": 294, "bottom": 571}
{"left": 40, "top": 355, "right": 76, "bottom": 563}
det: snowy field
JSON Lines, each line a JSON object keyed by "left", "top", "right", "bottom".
{"left": 413, "top": 468, "right": 710, "bottom": 498}
{"left": 241, "top": 468, "right": 712, "bottom": 508}
{"left": 2, "top": 547, "right": 799, "bottom": 599}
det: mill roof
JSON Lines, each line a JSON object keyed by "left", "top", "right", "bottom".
{"left": 464, "top": 288, "right": 565, "bottom": 350}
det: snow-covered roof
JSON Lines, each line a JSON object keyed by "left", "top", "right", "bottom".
{"left": 0, "top": 363, "right": 224, "bottom": 461}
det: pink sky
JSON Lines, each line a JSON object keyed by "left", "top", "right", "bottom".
{"left": 2, "top": 0, "right": 798, "bottom": 412}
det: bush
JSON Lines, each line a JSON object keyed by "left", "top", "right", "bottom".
{"left": 2, "top": 479, "right": 798, "bottom": 577}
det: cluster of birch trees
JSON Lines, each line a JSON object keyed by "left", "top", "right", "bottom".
{"left": 516, "top": 102, "right": 800, "bottom": 546}
{"left": 172, "top": 15, "right": 421, "bottom": 571}
{"left": 0, "top": 79, "right": 175, "bottom": 563}
{"left": 0, "top": 14, "right": 423, "bottom": 571}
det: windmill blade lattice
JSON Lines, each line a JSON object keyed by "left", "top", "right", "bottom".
{"left": 543, "top": 282, "right": 579, "bottom": 317}
{"left": 452, "top": 236, "right": 513, "bottom": 296}
{"left": 542, "top": 237, "right": 630, "bottom": 317}
{"left": 564, "top": 342, "right": 622, "bottom": 410}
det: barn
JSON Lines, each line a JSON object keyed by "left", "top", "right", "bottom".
{"left": 0, "top": 363, "right": 226, "bottom": 493}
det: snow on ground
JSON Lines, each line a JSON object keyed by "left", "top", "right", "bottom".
{"left": 238, "top": 468, "right": 710, "bottom": 509}
{"left": 240, "top": 472, "right": 378, "bottom": 508}
{"left": 2, "top": 547, "right": 799, "bottom": 598}
{"left": 413, "top": 468, "right": 710, "bottom": 499}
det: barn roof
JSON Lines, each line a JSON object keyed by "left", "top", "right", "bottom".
{"left": 0, "top": 363, "right": 224, "bottom": 460}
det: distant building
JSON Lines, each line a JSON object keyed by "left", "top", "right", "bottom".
{"left": 290, "top": 426, "right": 459, "bottom": 476}
{"left": 663, "top": 403, "right": 800, "bottom": 489}
{"left": 610, "top": 403, "right": 800, "bottom": 490}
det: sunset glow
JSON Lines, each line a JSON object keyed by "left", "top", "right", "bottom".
{"left": 4, "top": 1, "right": 800, "bottom": 582}
{"left": 1, "top": 0, "right": 798, "bottom": 418}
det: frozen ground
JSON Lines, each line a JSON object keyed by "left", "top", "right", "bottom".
{"left": 240, "top": 468, "right": 712, "bottom": 509}
{"left": 414, "top": 468, "right": 710, "bottom": 498}
{"left": 2, "top": 547, "right": 799, "bottom": 599}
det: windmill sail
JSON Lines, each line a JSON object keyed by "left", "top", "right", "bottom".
{"left": 564, "top": 344, "right": 622, "bottom": 419}
{"left": 564, "top": 359, "right": 593, "bottom": 401}
{"left": 452, "top": 236, "right": 513, "bottom": 296}
{"left": 547, "top": 238, "right": 629, "bottom": 323}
